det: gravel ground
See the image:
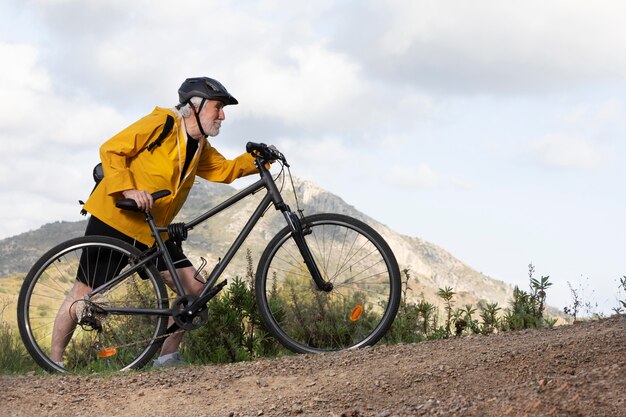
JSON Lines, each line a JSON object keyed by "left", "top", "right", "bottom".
{"left": 1, "top": 315, "right": 624, "bottom": 417}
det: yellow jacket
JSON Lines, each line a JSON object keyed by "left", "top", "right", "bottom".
{"left": 83, "top": 106, "right": 258, "bottom": 245}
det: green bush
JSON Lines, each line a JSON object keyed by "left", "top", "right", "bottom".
{"left": 478, "top": 301, "right": 501, "bottom": 334}
{"left": 385, "top": 263, "right": 559, "bottom": 343}
{"left": 385, "top": 269, "right": 432, "bottom": 343}
{"left": 181, "top": 251, "right": 283, "bottom": 364}
{"left": 385, "top": 302, "right": 425, "bottom": 344}
{"left": 182, "top": 274, "right": 284, "bottom": 364}
{"left": 7, "top": 257, "right": 617, "bottom": 374}
{"left": 501, "top": 264, "right": 553, "bottom": 331}
{"left": 0, "top": 302, "right": 38, "bottom": 374}
{"left": 612, "top": 276, "right": 626, "bottom": 315}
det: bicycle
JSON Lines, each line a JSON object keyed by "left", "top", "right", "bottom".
{"left": 17, "top": 142, "right": 401, "bottom": 373}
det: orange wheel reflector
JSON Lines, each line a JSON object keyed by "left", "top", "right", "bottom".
{"left": 350, "top": 304, "right": 363, "bottom": 321}
{"left": 97, "top": 347, "right": 117, "bottom": 358}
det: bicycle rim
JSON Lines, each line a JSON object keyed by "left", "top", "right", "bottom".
{"left": 17, "top": 236, "right": 169, "bottom": 373}
{"left": 256, "top": 213, "right": 401, "bottom": 353}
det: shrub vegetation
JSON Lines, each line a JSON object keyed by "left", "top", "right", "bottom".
{"left": 1, "top": 260, "right": 624, "bottom": 374}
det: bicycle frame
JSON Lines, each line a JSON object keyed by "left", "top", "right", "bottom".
{"left": 89, "top": 156, "right": 327, "bottom": 319}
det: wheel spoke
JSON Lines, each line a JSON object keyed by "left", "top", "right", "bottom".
{"left": 257, "top": 214, "right": 400, "bottom": 354}
{"left": 18, "top": 237, "right": 169, "bottom": 373}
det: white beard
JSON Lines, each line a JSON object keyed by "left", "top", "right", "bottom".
{"left": 203, "top": 121, "right": 221, "bottom": 137}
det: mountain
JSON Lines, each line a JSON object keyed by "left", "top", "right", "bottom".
{"left": 0, "top": 220, "right": 87, "bottom": 277}
{"left": 0, "top": 177, "right": 515, "bottom": 309}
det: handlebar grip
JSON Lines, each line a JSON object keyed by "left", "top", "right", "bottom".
{"left": 152, "top": 190, "right": 172, "bottom": 200}
{"left": 246, "top": 141, "right": 286, "bottom": 165}
{"left": 246, "top": 141, "right": 267, "bottom": 154}
{"left": 116, "top": 190, "right": 172, "bottom": 212}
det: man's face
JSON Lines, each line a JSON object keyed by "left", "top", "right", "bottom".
{"left": 198, "top": 100, "right": 226, "bottom": 137}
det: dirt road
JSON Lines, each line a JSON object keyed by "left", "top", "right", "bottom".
{"left": 1, "top": 315, "right": 624, "bottom": 417}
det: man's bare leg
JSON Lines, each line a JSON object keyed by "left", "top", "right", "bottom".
{"left": 158, "top": 266, "right": 205, "bottom": 357}
{"left": 50, "top": 281, "right": 92, "bottom": 363}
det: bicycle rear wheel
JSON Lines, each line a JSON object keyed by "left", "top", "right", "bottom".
{"left": 255, "top": 213, "right": 401, "bottom": 353}
{"left": 17, "top": 236, "right": 169, "bottom": 373}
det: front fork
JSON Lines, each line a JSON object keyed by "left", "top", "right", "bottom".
{"left": 283, "top": 211, "right": 333, "bottom": 292}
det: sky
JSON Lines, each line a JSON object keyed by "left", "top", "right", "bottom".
{"left": 0, "top": 0, "right": 624, "bottom": 315}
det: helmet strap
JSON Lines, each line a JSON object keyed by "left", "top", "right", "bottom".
{"left": 190, "top": 98, "right": 208, "bottom": 137}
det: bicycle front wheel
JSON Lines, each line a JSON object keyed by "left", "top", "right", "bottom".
{"left": 17, "top": 236, "right": 169, "bottom": 373}
{"left": 256, "top": 213, "right": 401, "bottom": 353}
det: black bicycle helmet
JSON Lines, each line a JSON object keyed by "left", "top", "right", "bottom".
{"left": 178, "top": 77, "right": 238, "bottom": 105}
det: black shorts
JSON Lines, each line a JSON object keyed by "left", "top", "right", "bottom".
{"left": 77, "top": 216, "right": 192, "bottom": 288}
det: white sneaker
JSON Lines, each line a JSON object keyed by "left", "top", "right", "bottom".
{"left": 152, "top": 352, "right": 185, "bottom": 368}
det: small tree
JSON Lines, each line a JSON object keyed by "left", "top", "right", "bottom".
{"left": 504, "top": 265, "right": 552, "bottom": 330}
{"left": 613, "top": 276, "right": 626, "bottom": 315}
{"left": 385, "top": 268, "right": 425, "bottom": 344}
{"left": 529, "top": 264, "right": 552, "bottom": 319}
{"left": 462, "top": 304, "right": 480, "bottom": 334}
{"left": 415, "top": 299, "right": 435, "bottom": 335}
{"left": 563, "top": 281, "right": 581, "bottom": 322}
{"left": 400, "top": 268, "right": 412, "bottom": 314}
{"left": 452, "top": 307, "right": 466, "bottom": 336}
{"left": 479, "top": 301, "right": 501, "bottom": 334}
{"left": 437, "top": 286, "right": 455, "bottom": 337}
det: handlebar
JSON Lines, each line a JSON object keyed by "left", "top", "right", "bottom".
{"left": 246, "top": 142, "right": 287, "bottom": 165}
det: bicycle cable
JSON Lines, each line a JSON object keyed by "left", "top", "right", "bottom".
{"left": 286, "top": 164, "right": 305, "bottom": 219}
{"left": 259, "top": 159, "right": 287, "bottom": 218}
{"left": 270, "top": 158, "right": 305, "bottom": 219}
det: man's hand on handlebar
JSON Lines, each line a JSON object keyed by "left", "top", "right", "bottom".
{"left": 246, "top": 142, "right": 286, "bottom": 165}
{"left": 122, "top": 189, "right": 154, "bottom": 212}
{"left": 267, "top": 145, "right": 280, "bottom": 164}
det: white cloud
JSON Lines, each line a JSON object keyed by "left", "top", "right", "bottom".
{"left": 0, "top": 39, "right": 129, "bottom": 234}
{"left": 449, "top": 176, "right": 475, "bottom": 191}
{"left": 380, "top": 136, "right": 404, "bottom": 148}
{"left": 235, "top": 42, "right": 365, "bottom": 128}
{"left": 383, "top": 164, "right": 439, "bottom": 189}
{"left": 562, "top": 99, "right": 626, "bottom": 134}
{"left": 523, "top": 99, "right": 622, "bottom": 170}
{"left": 278, "top": 136, "right": 354, "bottom": 173}
{"left": 0, "top": 42, "right": 51, "bottom": 130}
{"left": 0, "top": 40, "right": 127, "bottom": 142}
{"left": 529, "top": 133, "right": 603, "bottom": 170}
{"left": 332, "top": 0, "right": 626, "bottom": 94}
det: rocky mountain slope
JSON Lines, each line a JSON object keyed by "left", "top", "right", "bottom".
{"left": 0, "top": 177, "right": 515, "bottom": 309}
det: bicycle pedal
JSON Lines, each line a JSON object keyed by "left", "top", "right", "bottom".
{"left": 97, "top": 347, "right": 117, "bottom": 358}
{"left": 213, "top": 280, "right": 227, "bottom": 291}
{"left": 195, "top": 279, "right": 228, "bottom": 307}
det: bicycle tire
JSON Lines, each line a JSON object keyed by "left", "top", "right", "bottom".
{"left": 17, "top": 236, "right": 169, "bottom": 373}
{"left": 255, "top": 213, "right": 401, "bottom": 353}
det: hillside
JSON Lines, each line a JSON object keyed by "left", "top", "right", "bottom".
{"left": 1, "top": 315, "right": 624, "bottom": 416}
{"left": 0, "top": 220, "right": 87, "bottom": 276}
{"left": 0, "top": 177, "right": 515, "bottom": 310}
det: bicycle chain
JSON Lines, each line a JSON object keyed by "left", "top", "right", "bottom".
{"left": 93, "top": 295, "right": 186, "bottom": 353}
{"left": 98, "top": 326, "right": 186, "bottom": 353}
